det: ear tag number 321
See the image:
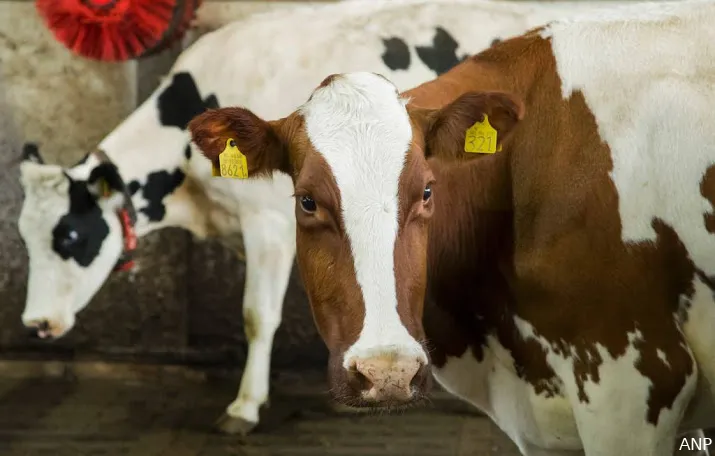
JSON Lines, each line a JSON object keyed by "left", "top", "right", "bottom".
{"left": 212, "top": 138, "right": 248, "bottom": 179}
{"left": 464, "top": 114, "right": 502, "bottom": 154}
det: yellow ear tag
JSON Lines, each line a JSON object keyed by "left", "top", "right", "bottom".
{"left": 214, "top": 138, "right": 248, "bottom": 179}
{"left": 464, "top": 114, "right": 502, "bottom": 154}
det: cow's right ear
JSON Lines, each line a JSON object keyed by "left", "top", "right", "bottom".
{"left": 415, "top": 91, "right": 524, "bottom": 162}
{"left": 188, "top": 107, "right": 290, "bottom": 178}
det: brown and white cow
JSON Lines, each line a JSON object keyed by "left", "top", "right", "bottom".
{"left": 188, "top": 0, "right": 715, "bottom": 453}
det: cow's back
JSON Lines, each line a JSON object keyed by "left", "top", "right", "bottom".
{"left": 542, "top": 0, "right": 715, "bottom": 271}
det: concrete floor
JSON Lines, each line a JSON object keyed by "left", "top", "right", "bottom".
{"left": 0, "top": 362, "right": 709, "bottom": 456}
{"left": 0, "top": 363, "right": 521, "bottom": 456}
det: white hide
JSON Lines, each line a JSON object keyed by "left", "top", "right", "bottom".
{"left": 542, "top": 2, "right": 715, "bottom": 449}
{"left": 18, "top": 0, "right": 632, "bottom": 429}
{"left": 514, "top": 317, "right": 698, "bottom": 456}
{"left": 542, "top": 0, "right": 715, "bottom": 272}
{"left": 679, "top": 277, "right": 715, "bottom": 432}
{"left": 433, "top": 334, "right": 583, "bottom": 455}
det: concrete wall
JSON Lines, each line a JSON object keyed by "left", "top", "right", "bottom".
{"left": 0, "top": 1, "right": 328, "bottom": 369}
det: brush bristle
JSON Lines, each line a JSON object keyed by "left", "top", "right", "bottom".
{"left": 35, "top": 0, "right": 201, "bottom": 62}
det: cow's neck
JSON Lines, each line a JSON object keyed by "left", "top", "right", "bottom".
{"left": 412, "top": 34, "right": 550, "bottom": 367}
{"left": 75, "top": 109, "right": 216, "bottom": 242}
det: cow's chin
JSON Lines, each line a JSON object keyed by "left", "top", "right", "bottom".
{"left": 326, "top": 352, "right": 432, "bottom": 412}
{"left": 23, "top": 317, "right": 74, "bottom": 341}
{"left": 22, "top": 303, "right": 78, "bottom": 341}
{"left": 46, "top": 323, "right": 73, "bottom": 339}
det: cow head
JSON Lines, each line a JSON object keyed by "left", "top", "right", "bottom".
{"left": 18, "top": 145, "right": 135, "bottom": 339}
{"left": 188, "top": 72, "right": 523, "bottom": 408}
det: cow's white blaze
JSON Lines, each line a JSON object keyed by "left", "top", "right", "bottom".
{"left": 300, "top": 73, "right": 428, "bottom": 367}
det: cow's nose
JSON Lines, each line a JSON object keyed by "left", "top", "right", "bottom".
{"left": 349, "top": 355, "right": 425, "bottom": 403}
{"left": 25, "top": 319, "right": 54, "bottom": 340}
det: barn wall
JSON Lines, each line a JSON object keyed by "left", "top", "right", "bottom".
{"left": 0, "top": 1, "right": 329, "bottom": 370}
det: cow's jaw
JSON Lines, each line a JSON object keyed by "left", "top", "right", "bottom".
{"left": 300, "top": 73, "right": 430, "bottom": 406}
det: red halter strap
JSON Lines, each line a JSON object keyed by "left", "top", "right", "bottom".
{"left": 94, "top": 148, "right": 138, "bottom": 273}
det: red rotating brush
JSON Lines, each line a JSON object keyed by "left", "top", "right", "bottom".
{"left": 35, "top": 0, "right": 203, "bottom": 62}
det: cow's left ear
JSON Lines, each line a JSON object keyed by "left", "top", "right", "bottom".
{"left": 188, "top": 107, "right": 291, "bottom": 178}
{"left": 22, "top": 143, "right": 45, "bottom": 164}
{"left": 414, "top": 91, "right": 524, "bottom": 161}
{"left": 86, "top": 161, "right": 128, "bottom": 211}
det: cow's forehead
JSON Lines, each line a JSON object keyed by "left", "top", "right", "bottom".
{"left": 19, "top": 162, "right": 70, "bottom": 209}
{"left": 300, "top": 72, "right": 410, "bottom": 137}
{"left": 18, "top": 164, "right": 69, "bottom": 238}
{"left": 298, "top": 72, "right": 413, "bottom": 196}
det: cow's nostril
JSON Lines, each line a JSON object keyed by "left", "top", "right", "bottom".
{"left": 347, "top": 364, "right": 373, "bottom": 392}
{"left": 353, "top": 368, "right": 372, "bottom": 391}
{"left": 37, "top": 320, "right": 50, "bottom": 332}
{"left": 410, "top": 362, "right": 430, "bottom": 390}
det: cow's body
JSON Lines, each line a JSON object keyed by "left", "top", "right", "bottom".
{"left": 18, "top": 0, "right": 623, "bottom": 435}
{"left": 420, "top": 4, "right": 715, "bottom": 453}
{"left": 189, "top": 0, "right": 715, "bottom": 452}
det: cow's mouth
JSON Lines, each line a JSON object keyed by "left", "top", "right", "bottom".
{"left": 328, "top": 369, "right": 432, "bottom": 412}
{"left": 330, "top": 391, "right": 430, "bottom": 413}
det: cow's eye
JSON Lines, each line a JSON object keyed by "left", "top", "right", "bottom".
{"left": 423, "top": 184, "right": 432, "bottom": 202}
{"left": 300, "top": 196, "right": 317, "bottom": 213}
{"left": 61, "top": 230, "right": 80, "bottom": 248}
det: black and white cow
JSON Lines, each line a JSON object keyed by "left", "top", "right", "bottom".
{"left": 16, "top": 0, "right": 614, "bottom": 436}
